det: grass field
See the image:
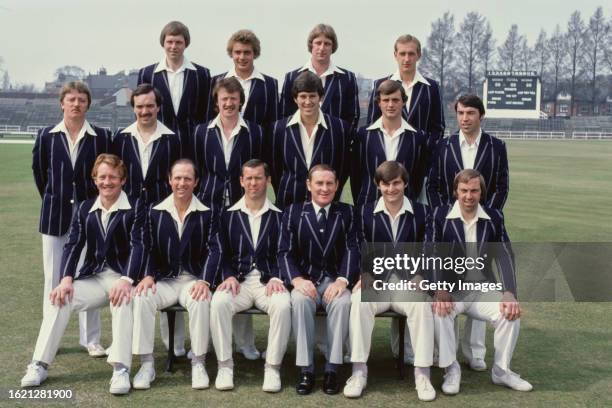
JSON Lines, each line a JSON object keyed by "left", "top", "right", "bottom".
{"left": 0, "top": 141, "right": 611, "bottom": 407}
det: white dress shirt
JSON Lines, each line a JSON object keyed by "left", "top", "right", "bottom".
{"left": 459, "top": 129, "right": 482, "bottom": 170}
{"left": 89, "top": 190, "right": 132, "bottom": 233}
{"left": 299, "top": 60, "right": 345, "bottom": 88}
{"left": 366, "top": 117, "right": 417, "bottom": 160}
{"left": 154, "top": 56, "right": 197, "bottom": 115}
{"left": 390, "top": 70, "right": 430, "bottom": 112}
{"left": 122, "top": 120, "right": 175, "bottom": 178}
{"left": 373, "top": 196, "right": 414, "bottom": 240}
{"left": 286, "top": 110, "right": 327, "bottom": 168}
{"left": 50, "top": 120, "right": 96, "bottom": 167}
{"left": 207, "top": 114, "right": 249, "bottom": 168}
{"left": 224, "top": 67, "right": 265, "bottom": 114}
{"left": 153, "top": 194, "right": 209, "bottom": 239}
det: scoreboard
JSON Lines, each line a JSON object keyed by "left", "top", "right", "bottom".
{"left": 482, "top": 71, "right": 541, "bottom": 118}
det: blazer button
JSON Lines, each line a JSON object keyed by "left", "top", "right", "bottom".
{"left": 70, "top": 199, "right": 74, "bottom": 204}
{"left": 142, "top": 187, "right": 147, "bottom": 192}
{"left": 251, "top": 263, "right": 257, "bottom": 268}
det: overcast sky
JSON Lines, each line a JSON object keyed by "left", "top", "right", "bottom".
{"left": 0, "top": 0, "right": 608, "bottom": 88}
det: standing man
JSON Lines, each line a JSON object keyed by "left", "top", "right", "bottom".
{"left": 210, "top": 159, "right": 291, "bottom": 393}
{"left": 138, "top": 21, "right": 211, "bottom": 159}
{"left": 279, "top": 23, "right": 359, "bottom": 132}
{"left": 32, "top": 81, "right": 110, "bottom": 358}
{"left": 279, "top": 165, "right": 359, "bottom": 395}
{"left": 131, "top": 159, "right": 221, "bottom": 390}
{"left": 21, "top": 154, "right": 144, "bottom": 395}
{"left": 429, "top": 169, "right": 532, "bottom": 394}
{"left": 427, "top": 94, "right": 510, "bottom": 369}
{"left": 366, "top": 34, "right": 445, "bottom": 157}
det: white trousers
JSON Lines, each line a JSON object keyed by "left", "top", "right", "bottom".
{"left": 350, "top": 289, "right": 434, "bottom": 367}
{"left": 434, "top": 291, "right": 520, "bottom": 373}
{"left": 462, "top": 317, "right": 487, "bottom": 360}
{"left": 210, "top": 277, "right": 291, "bottom": 365}
{"left": 132, "top": 273, "right": 210, "bottom": 357}
{"left": 41, "top": 234, "right": 101, "bottom": 347}
{"left": 32, "top": 270, "right": 133, "bottom": 368}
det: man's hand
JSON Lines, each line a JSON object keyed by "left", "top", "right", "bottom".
{"left": 352, "top": 279, "right": 362, "bottom": 293}
{"left": 135, "top": 276, "right": 156, "bottom": 296}
{"left": 323, "top": 279, "right": 348, "bottom": 304}
{"left": 218, "top": 276, "right": 240, "bottom": 296}
{"left": 432, "top": 290, "right": 454, "bottom": 316}
{"left": 109, "top": 279, "right": 133, "bottom": 307}
{"left": 50, "top": 276, "right": 74, "bottom": 307}
{"left": 292, "top": 277, "right": 317, "bottom": 299}
{"left": 265, "top": 279, "right": 286, "bottom": 296}
{"left": 500, "top": 291, "right": 521, "bottom": 321}
{"left": 189, "top": 280, "right": 210, "bottom": 301}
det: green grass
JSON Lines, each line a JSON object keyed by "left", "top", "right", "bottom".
{"left": 0, "top": 141, "right": 611, "bottom": 408}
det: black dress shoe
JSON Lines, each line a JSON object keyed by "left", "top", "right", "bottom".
{"left": 296, "top": 371, "right": 315, "bottom": 395}
{"left": 323, "top": 371, "right": 340, "bottom": 395}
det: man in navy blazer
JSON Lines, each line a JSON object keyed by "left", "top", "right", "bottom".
{"left": 279, "top": 165, "right": 359, "bottom": 395}
{"left": 279, "top": 23, "right": 359, "bottom": 132}
{"left": 210, "top": 159, "right": 291, "bottom": 393}
{"left": 352, "top": 80, "right": 428, "bottom": 205}
{"left": 131, "top": 159, "right": 221, "bottom": 391}
{"left": 269, "top": 71, "right": 349, "bottom": 209}
{"left": 32, "top": 81, "right": 111, "bottom": 358}
{"left": 22, "top": 154, "right": 144, "bottom": 395}
{"left": 138, "top": 21, "right": 211, "bottom": 159}
{"left": 366, "top": 34, "right": 445, "bottom": 158}
{"left": 429, "top": 169, "right": 532, "bottom": 394}
{"left": 208, "top": 30, "right": 278, "bottom": 131}
{"left": 344, "top": 161, "right": 436, "bottom": 401}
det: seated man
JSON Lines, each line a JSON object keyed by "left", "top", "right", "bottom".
{"left": 429, "top": 169, "right": 532, "bottom": 394}
{"left": 345, "top": 161, "right": 436, "bottom": 401}
{"left": 21, "top": 154, "right": 144, "bottom": 395}
{"left": 131, "top": 159, "right": 221, "bottom": 390}
{"left": 279, "top": 164, "right": 359, "bottom": 395}
{"left": 210, "top": 159, "right": 291, "bottom": 393}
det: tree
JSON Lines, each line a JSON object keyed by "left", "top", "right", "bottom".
{"left": 533, "top": 30, "right": 549, "bottom": 77}
{"left": 455, "top": 12, "right": 488, "bottom": 93}
{"left": 582, "top": 7, "right": 609, "bottom": 114}
{"left": 517, "top": 37, "right": 533, "bottom": 71}
{"left": 547, "top": 25, "right": 568, "bottom": 117}
{"left": 604, "top": 17, "right": 612, "bottom": 73}
{"left": 498, "top": 24, "right": 523, "bottom": 71}
{"left": 1, "top": 71, "right": 9, "bottom": 90}
{"left": 421, "top": 11, "right": 456, "bottom": 102}
{"left": 566, "top": 11, "right": 585, "bottom": 116}
{"left": 480, "top": 23, "right": 496, "bottom": 77}
{"left": 54, "top": 65, "right": 86, "bottom": 81}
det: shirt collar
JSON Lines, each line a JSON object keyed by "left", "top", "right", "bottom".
{"left": 50, "top": 120, "right": 96, "bottom": 137}
{"left": 299, "top": 60, "right": 345, "bottom": 76}
{"left": 366, "top": 117, "right": 417, "bottom": 133}
{"left": 459, "top": 129, "right": 482, "bottom": 147}
{"left": 207, "top": 114, "right": 249, "bottom": 131}
{"left": 122, "top": 120, "right": 175, "bottom": 141}
{"left": 228, "top": 196, "right": 281, "bottom": 216}
{"left": 153, "top": 193, "right": 209, "bottom": 213}
{"left": 390, "top": 70, "right": 430, "bottom": 86}
{"left": 311, "top": 201, "right": 332, "bottom": 216}
{"left": 225, "top": 67, "right": 265, "bottom": 82}
{"left": 89, "top": 191, "right": 131, "bottom": 213}
{"left": 154, "top": 56, "right": 196, "bottom": 73}
{"left": 373, "top": 196, "right": 414, "bottom": 215}
{"left": 286, "top": 109, "right": 328, "bottom": 129}
{"left": 445, "top": 201, "right": 491, "bottom": 222}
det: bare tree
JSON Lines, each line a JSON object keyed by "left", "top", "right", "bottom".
{"left": 421, "top": 11, "right": 456, "bottom": 102}
{"left": 582, "top": 6, "right": 609, "bottom": 114}
{"left": 54, "top": 65, "right": 86, "bottom": 81}
{"left": 1, "top": 71, "right": 9, "bottom": 90}
{"left": 517, "top": 37, "right": 533, "bottom": 71}
{"left": 498, "top": 24, "right": 523, "bottom": 71}
{"left": 533, "top": 30, "right": 549, "bottom": 77}
{"left": 480, "top": 23, "right": 496, "bottom": 77}
{"left": 566, "top": 11, "right": 585, "bottom": 116}
{"left": 455, "top": 12, "right": 488, "bottom": 93}
{"left": 604, "top": 17, "right": 612, "bottom": 73}
{"left": 548, "top": 25, "right": 568, "bottom": 117}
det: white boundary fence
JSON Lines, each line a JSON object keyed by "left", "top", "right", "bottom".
{"left": 572, "top": 132, "right": 612, "bottom": 140}
{"left": 490, "top": 131, "right": 567, "bottom": 140}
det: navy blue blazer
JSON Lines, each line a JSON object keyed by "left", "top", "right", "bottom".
{"left": 32, "top": 124, "right": 112, "bottom": 236}
{"left": 218, "top": 203, "right": 285, "bottom": 285}
{"left": 351, "top": 125, "right": 428, "bottom": 206}
{"left": 426, "top": 132, "right": 509, "bottom": 210}
{"left": 111, "top": 126, "right": 181, "bottom": 205}
{"left": 278, "top": 201, "right": 359, "bottom": 285}
{"left": 366, "top": 75, "right": 445, "bottom": 157}
{"left": 279, "top": 67, "right": 360, "bottom": 131}
{"left": 143, "top": 197, "right": 222, "bottom": 285}
{"left": 138, "top": 63, "right": 211, "bottom": 158}
{"left": 267, "top": 113, "right": 349, "bottom": 209}
{"left": 60, "top": 195, "right": 145, "bottom": 281}
{"left": 193, "top": 119, "right": 263, "bottom": 209}
{"left": 207, "top": 72, "right": 278, "bottom": 131}
{"left": 425, "top": 204, "right": 517, "bottom": 296}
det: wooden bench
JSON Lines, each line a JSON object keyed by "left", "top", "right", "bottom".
{"left": 162, "top": 305, "right": 409, "bottom": 379}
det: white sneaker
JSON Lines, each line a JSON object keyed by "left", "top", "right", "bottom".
{"left": 21, "top": 363, "right": 47, "bottom": 387}
{"left": 469, "top": 357, "right": 487, "bottom": 371}
{"left": 186, "top": 350, "right": 194, "bottom": 360}
{"left": 442, "top": 364, "right": 461, "bottom": 395}
{"left": 492, "top": 369, "right": 533, "bottom": 391}
{"left": 215, "top": 367, "right": 234, "bottom": 390}
{"left": 86, "top": 343, "right": 106, "bottom": 358}
{"left": 262, "top": 367, "right": 281, "bottom": 393}
{"left": 192, "top": 363, "right": 210, "bottom": 389}
{"left": 133, "top": 364, "right": 155, "bottom": 390}
{"left": 343, "top": 372, "right": 367, "bottom": 398}
{"left": 415, "top": 375, "right": 436, "bottom": 402}
{"left": 239, "top": 345, "right": 260, "bottom": 360}
{"left": 109, "top": 368, "right": 131, "bottom": 395}
{"left": 175, "top": 348, "right": 187, "bottom": 357}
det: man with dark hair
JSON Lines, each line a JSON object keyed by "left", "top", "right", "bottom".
{"left": 279, "top": 165, "right": 359, "bottom": 395}
{"left": 138, "top": 20, "right": 211, "bottom": 159}
{"left": 269, "top": 72, "right": 349, "bottom": 209}
{"left": 32, "top": 80, "right": 111, "bottom": 358}
{"left": 279, "top": 23, "right": 359, "bottom": 131}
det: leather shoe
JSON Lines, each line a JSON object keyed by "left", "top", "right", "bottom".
{"left": 296, "top": 372, "right": 315, "bottom": 395}
{"left": 323, "top": 371, "right": 340, "bottom": 395}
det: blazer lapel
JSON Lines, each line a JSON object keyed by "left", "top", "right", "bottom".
{"left": 310, "top": 124, "right": 327, "bottom": 164}
{"left": 213, "top": 127, "right": 229, "bottom": 173}
{"left": 303, "top": 204, "right": 324, "bottom": 252}
{"left": 321, "top": 74, "right": 336, "bottom": 111}
{"left": 254, "top": 212, "right": 272, "bottom": 253}
{"left": 127, "top": 135, "right": 145, "bottom": 179}
{"left": 179, "top": 212, "right": 198, "bottom": 254}
{"left": 104, "top": 211, "right": 123, "bottom": 251}
{"left": 289, "top": 125, "right": 308, "bottom": 168}
{"left": 450, "top": 218, "right": 466, "bottom": 252}
{"left": 228, "top": 129, "right": 246, "bottom": 173}
{"left": 156, "top": 70, "right": 174, "bottom": 113}
{"left": 376, "top": 212, "right": 394, "bottom": 243}
{"left": 322, "top": 208, "right": 342, "bottom": 255}
{"left": 476, "top": 218, "right": 489, "bottom": 256}
{"left": 145, "top": 138, "right": 163, "bottom": 182}
{"left": 449, "top": 135, "right": 464, "bottom": 170}
{"left": 406, "top": 82, "right": 424, "bottom": 122}
{"left": 177, "top": 69, "right": 192, "bottom": 118}
{"left": 236, "top": 211, "right": 256, "bottom": 251}
{"left": 73, "top": 135, "right": 91, "bottom": 173}
{"left": 473, "top": 134, "right": 490, "bottom": 171}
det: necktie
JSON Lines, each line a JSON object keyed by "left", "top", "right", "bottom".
{"left": 318, "top": 208, "right": 327, "bottom": 235}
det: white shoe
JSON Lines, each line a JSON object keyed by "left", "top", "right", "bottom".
{"left": 492, "top": 369, "right": 533, "bottom": 391}
{"left": 469, "top": 357, "right": 487, "bottom": 371}
{"left": 86, "top": 343, "right": 107, "bottom": 358}
{"left": 262, "top": 367, "right": 281, "bottom": 393}
{"left": 415, "top": 375, "right": 436, "bottom": 402}
{"left": 109, "top": 368, "right": 131, "bottom": 395}
{"left": 343, "top": 372, "right": 367, "bottom": 398}
{"left": 192, "top": 363, "right": 210, "bottom": 389}
{"left": 239, "top": 345, "right": 260, "bottom": 360}
{"left": 343, "top": 354, "right": 351, "bottom": 364}
{"left": 215, "top": 367, "right": 234, "bottom": 390}
{"left": 442, "top": 363, "right": 461, "bottom": 395}
{"left": 133, "top": 364, "right": 155, "bottom": 390}
{"left": 21, "top": 363, "right": 48, "bottom": 387}
{"left": 186, "top": 350, "right": 194, "bottom": 360}
{"left": 174, "top": 348, "right": 187, "bottom": 357}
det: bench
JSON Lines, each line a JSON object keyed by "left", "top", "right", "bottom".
{"left": 162, "top": 305, "right": 409, "bottom": 379}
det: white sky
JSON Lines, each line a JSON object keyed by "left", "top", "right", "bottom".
{"left": 0, "top": 0, "right": 608, "bottom": 88}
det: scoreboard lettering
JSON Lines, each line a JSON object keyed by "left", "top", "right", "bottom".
{"left": 486, "top": 71, "right": 538, "bottom": 110}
